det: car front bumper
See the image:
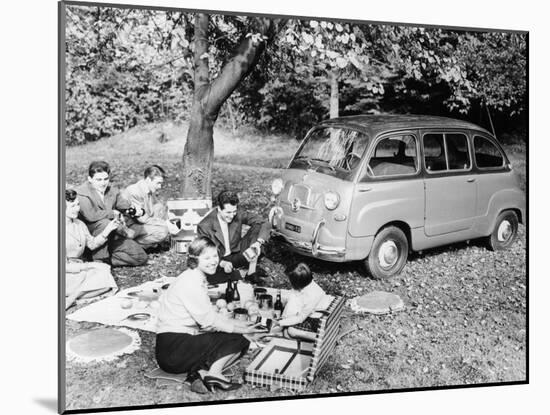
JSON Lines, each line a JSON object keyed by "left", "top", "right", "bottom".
{"left": 271, "top": 220, "right": 347, "bottom": 261}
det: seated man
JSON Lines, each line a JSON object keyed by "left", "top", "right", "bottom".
{"left": 76, "top": 161, "right": 148, "bottom": 267}
{"left": 197, "top": 190, "right": 271, "bottom": 285}
{"left": 123, "top": 165, "right": 179, "bottom": 249}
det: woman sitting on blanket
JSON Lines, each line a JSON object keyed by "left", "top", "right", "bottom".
{"left": 155, "top": 236, "right": 264, "bottom": 394}
{"left": 65, "top": 189, "right": 118, "bottom": 310}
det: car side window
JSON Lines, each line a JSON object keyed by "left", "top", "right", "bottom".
{"left": 423, "top": 132, "right": 471, "bottom": 172}
{"left": 446, "top": 133, "right": 471, "bottom": 170}
{"left": 474, "top": 136, "right": 505, "bottom": 168}
{"left": 423, "top": 134, "right": 447, "bottom": 172}
{"left": 362, "top": 134, "right": 418, "bottom": 179}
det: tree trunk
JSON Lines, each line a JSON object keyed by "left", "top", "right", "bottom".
{"left": 181, "top": 14, "right": 213, "bottom": 199}
{"left": 330, "top": 70, "right": 339, "bottom": 119}
{"left": 181, "top": 101, "right": 216, "bottom": 199}
{"left": 180, "top": 14, "right": 281, "bottom": 199}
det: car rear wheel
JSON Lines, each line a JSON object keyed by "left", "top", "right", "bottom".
{"left": 487, "top": 210, "right": 519, "bottom": 251}
{"left": 365, "top": 226, "right": 408, "bottom": 279}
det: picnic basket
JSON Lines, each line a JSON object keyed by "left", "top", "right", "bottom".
{"left": 244, "top": 295, "right": 345, "bottom": 392}
{"left": 167, "top": 199, "right": 212, "bottom": 253}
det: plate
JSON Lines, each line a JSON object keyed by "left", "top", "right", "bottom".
{"left": 125, "top": 313, "right": 151, "bottom": 321}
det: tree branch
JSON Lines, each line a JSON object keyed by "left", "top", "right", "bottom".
{"left": 206, "top": 17, "right": 285, "bottom": 114}
{"left": 193, "top": 13, "right": 210, "bottom": 94}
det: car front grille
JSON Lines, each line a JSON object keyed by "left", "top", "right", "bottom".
{"left": 288, "top": 184, "right": 311, "bottom": 206}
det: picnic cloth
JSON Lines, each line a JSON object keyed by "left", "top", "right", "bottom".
{"left": 66, "top": 327, "right": 141, "bottom": 363}
{"left": 67, "top": 277, "right": 298, "bottom": 333}
{"left": 349, "top": 291, "right": 405, "bottom": 315}
{"left": 67, "top": 277, "right": 176, "bottom": 332}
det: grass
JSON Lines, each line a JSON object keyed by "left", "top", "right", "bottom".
{"left": 66, "top": 122, "right": 300, "bottom": 179}
{"left": 64, "top": 122, "right": 527, "bottom": 410}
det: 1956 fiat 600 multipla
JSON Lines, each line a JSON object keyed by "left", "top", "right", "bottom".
{"left": 269, "top": 115, "right": 526, "bottom": 279}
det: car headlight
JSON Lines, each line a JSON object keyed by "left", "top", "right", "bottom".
{"left": 269, "top": 206, "right": 283, "bottom": 227}
{"left": 271, "top": 178, "right": 284, "bottom": 195}
{"left": 324, "top": 191, "right": 340, "bottom": 210}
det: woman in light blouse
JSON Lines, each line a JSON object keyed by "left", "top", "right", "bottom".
{"left": 65, "top": 189, "right": 118, "bottom": 309}
{"left": 155, "top": 236, "right": 262, "bottom": 393}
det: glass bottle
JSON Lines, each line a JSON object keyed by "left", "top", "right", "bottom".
{"left": 225, "top": 280, "right": 234, "bottom": 303}
{"left": 274, "top": 289, "right": 284, "bottom": 319}
{"left": 232, "top": 281, "right": 241, "bottom": 308}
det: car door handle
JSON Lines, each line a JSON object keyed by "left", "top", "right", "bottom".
{"left": 467, "top": 178, "right": 476, "bottom": 183}
{"left": 358, "top": 187, "right": 372, "bottom": 192}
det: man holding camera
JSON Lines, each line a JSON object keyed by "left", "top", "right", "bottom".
{"left": 197, "top": 190, "right": 271, "bottom": 284}
{"left": 122, "top": 165, "right": 180, "bottom": 250}
{"left": 75, "top": 161, "right": 148, "bottom": 267}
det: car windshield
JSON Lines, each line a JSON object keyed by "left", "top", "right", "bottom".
{"left": 290, "top": 126, "right": 370, "bottom": 180}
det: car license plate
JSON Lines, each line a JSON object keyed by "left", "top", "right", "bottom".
{"left": 285, "top": 222, "right": 301, "bottom": 233}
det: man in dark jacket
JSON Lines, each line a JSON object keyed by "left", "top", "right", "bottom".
{"left": 197, "top": 190, "right": 271, "bottom": 284}
{"left": 76, "top": 161, "right": 148, "bottom": 267}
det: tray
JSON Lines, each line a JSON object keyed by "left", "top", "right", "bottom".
{"left": 244, "top": 337, "right": 313, "bottom": 392}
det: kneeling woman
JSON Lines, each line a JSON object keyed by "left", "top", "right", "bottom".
{"left": 156, "top": 236, "right": 260, "bottom": 393}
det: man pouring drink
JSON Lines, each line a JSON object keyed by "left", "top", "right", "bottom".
{"left": 197, "top": 190, "right": 271, "bottom": 285}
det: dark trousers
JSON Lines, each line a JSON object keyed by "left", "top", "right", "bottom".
{"left": 89, "top": 218, "right": 148, "bottom": 267}
{"left": 206, "top": 223, "right": 262, "bottom": 285}
{"left": 155, "top": 332, "right": 250, "bottom": 374}
{"left": 108, "top": 234, "right": 148, "bottom": 267}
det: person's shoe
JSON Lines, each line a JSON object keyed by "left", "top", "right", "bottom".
{"left": 159, "top": 239, "right": 172, "bottom": 251}
{"left": 187, "top": 372, "right": 209, "bottom": 394}
{"left": 190, "top": 378, "right": 209, "bottom": 394}
{"left": 255, "top": 266, "right": 268, "bottom": 278}
{"left": 244, "top": 268, "right": 268, "bottom": 285}
{"left": 203, "top": 375, "right": 242, "bottom": 392}
{"left": 244, "top": 273, "right": 264, "bottom": 285}
{"left": 144, "top": 244, "right": 161, "bottom": 254}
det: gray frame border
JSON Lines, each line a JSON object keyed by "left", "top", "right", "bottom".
{"left": 59, "top": 1, "right": 67, "bottom": 413}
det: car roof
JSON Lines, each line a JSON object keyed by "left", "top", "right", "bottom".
{"left": 320, "top": 114, "right": 493, "bottom": 137}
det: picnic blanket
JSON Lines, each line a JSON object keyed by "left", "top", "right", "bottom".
{"left": 67, "top": 277, "right": 297, "bottom": 333}
{"left": 67, "top": 327, "right": 141, "bottom": 363}
{"left": 67, "top": 277, "right": 176, "bottom": 332}
{"left": 348, "top": 291, "right": 405, "bottom": 315}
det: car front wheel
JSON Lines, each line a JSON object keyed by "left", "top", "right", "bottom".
{"left": 487, "top": 210, "right": 519, "bottom": 251}
{"left": 365, "top": 226, "right": 409, "bottom": 279}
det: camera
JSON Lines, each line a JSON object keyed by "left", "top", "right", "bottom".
{"left": 123, "top": 207, "right": 137, "bottom": 217}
